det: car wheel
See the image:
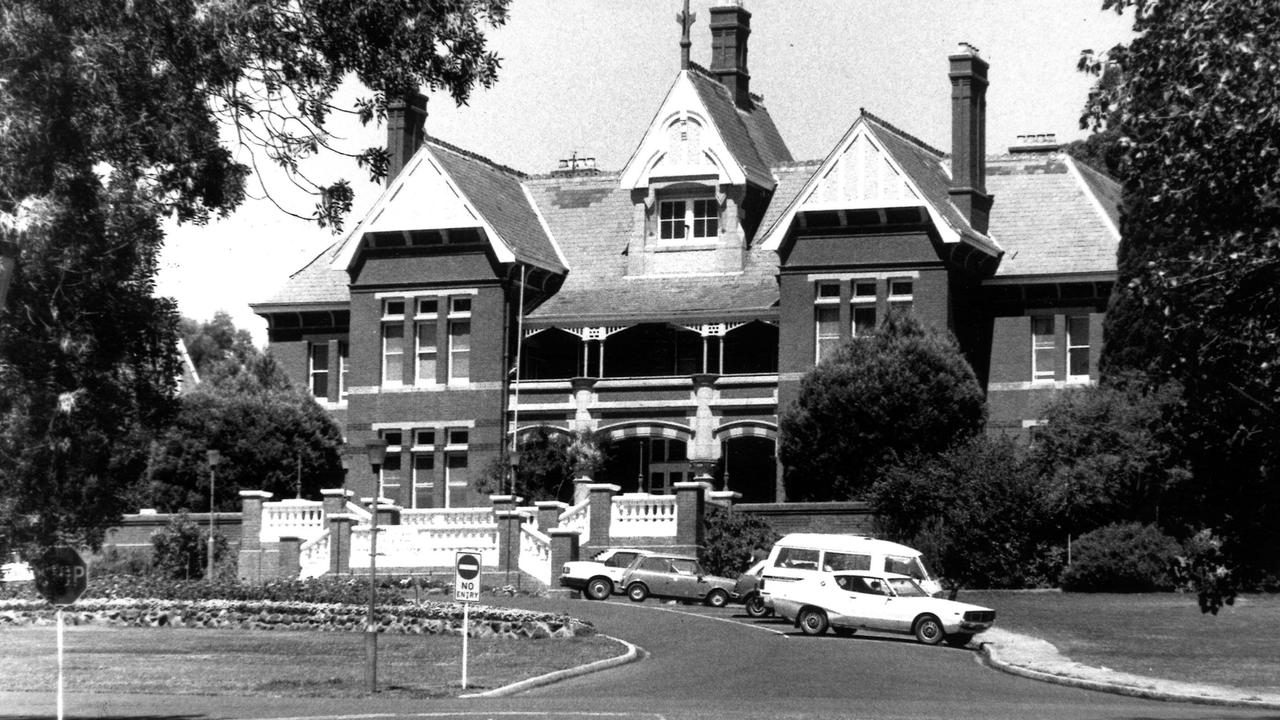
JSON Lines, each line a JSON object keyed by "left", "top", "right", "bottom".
{"left": 797, "top": 607, "right": 829, "bottom": 636}
{"left": 944, "top": 633, "right": 974, "bottom": 648}
{"left": 832, "top": 626, "right": 857, "bottom": 637}
{"left": 744, "top": 594, "right": 769, "bottom": 618}
{"left": 627, "top": 583, "right": 649, "bottom": 602}
{"left": 913, "top": 615, "right": 944, "bottom": 645}
{"left": 705, "top": 589, "right": 729, "bottom": 608}
{"left": 585, "top": 577, "right": 612, "bottom": 601}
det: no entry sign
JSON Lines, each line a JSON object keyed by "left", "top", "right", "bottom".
{"left": 455, "top": 552, "right": 480, "bottom": 603}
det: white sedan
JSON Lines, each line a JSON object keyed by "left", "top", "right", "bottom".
{"left": 771, "top": 571, "right": 995, "bottom": 646}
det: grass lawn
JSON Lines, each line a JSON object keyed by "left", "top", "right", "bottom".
{"left": 961, "top": 590, "right": 1280, "bottom": 693}
{"left": 0, "top": 623, "right": 622, "bottom": 698}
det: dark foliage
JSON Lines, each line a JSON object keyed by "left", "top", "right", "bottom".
{"left": 149, "top": 511, "right": 229, "bottom": 580}
{"left": 779, "top": 314, "right": 987, "bottom": 501}
{"left": 700, "top": 504, "right": 779, "bottom": 578}
{"left": 1060, "top": 522, "right": 1180, "bottom": 593}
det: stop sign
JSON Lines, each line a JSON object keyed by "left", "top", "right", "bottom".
{"left": 34, "top": 546, "right": 88, "bottom": 606}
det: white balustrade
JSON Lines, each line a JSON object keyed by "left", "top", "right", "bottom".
{"left": 399, "top": 507, "right": 494, "bottom": 528}
{"left": 611, "top": 493, "right": 677, "bottom": 537}
{"left": 559, "top": 500, "right": 591, "bottom": 543}
{"left": 519, "top": 526, "right": 552, "bottom": 586}
{"left": 345, "top": 500, "right": 371, "bottom": 521}
{"left": 260, "top": 499, "right": 326, "bottom": 541}
{"left": 348, "top": 523, "right": 498, "bottom": 570}
{"left": 298, "top": 532, "right": 330, "bottom": 579}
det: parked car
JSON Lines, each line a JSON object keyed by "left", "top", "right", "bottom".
{"left": 560, "top": 548, "right": 653, "bottom": 600}
{"left": 732, "top": 559, "right": 771, "bottom": 618}
{"left": 620, "top": 553, "right": 737, "bottom": 607}
{"left": 771, "top": 570, "right": 995, "bottom": 646}
{"left": 759, "top": 534, "right": 943, "bottom": 611}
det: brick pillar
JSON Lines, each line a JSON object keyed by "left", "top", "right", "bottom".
{"left": 547, "top": 529, "right": 581, "bottom": 597}
{"left": 675, "top": 481, "right": 710, "bottom": 550}
{"left": 237, "top": 490, "right": 272, "bottom": 582}
{"left": 374, "top": 502, "right": 400, "bottom": 526}
{"left": 536, "top": 501, "right": 568, "bottom": 531}
{"left": 328, "top": 516, "right": 354, "bottom": 575}
{"left": 490, "top": 494, "right": 522, "bottom": 513}
{"left": 278, "top": 536, "right": 302, "bottom": 579}
{"left": 494, "top": 510, "right": 524, "bottom": 572}
{"left": 321, "top": 488, "right": 353, "bottom": 517}
{"left": 587, "top": 484, "right": 619, "bottom": 550}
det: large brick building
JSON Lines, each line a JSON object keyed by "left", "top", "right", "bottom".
{"left": 253, "top": 5, "right": 1118, "bottom": 508}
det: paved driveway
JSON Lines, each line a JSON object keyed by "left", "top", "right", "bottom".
{"left": 2, "top": 595, "right": 1277, "bottom": 720}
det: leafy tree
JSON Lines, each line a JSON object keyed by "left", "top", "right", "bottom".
{"left": 1028, "top": 374, "right": 1191, "bottom": 537}
{"left": 1059, "top": 522, "right": 1180, "bottom": 593}
{"left": 142, "top": 354, "right": 344, "bottom": 511}
{"left": 0, "top": 0, "right": 510, "bottom": 563}
{"left": 180, "top": 312, "right": 257, "bottom": 378}
{"left": 870, "top": 436, "right": 1060, "bottom": 594}
{"left": 150, "top": 511, "right": 230, "bottom": 580}
{"left": 700, "top": 504, "right": 778, "bottom": 578}
{"left": 1081, "top": 0, "right": 1280, "bottom": 609}
{"left": 474, "top": 427, "right": 603, "bottom": 504}
{"left": 779, "top": 315, "right": 987, "bottom": 501}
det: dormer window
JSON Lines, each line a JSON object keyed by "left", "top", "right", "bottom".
{"left": 659, "top": 197, "right": 718, "bottom": 241}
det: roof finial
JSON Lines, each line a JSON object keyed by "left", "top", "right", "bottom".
{"left": 677, "top": 0, "right": 696, "bottom": 70}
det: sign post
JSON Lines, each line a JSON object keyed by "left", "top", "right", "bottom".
{"left": 454, "top": 552, "right": 481, "bottom": 689}
{"left": 34, "top": 546, "right": 88, "bottom": 720}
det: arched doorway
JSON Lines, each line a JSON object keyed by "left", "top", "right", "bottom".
{"left": 716, "top": 424, "right": 778, "bottom": 503}
{"left": 595, "top": 423, "right": 694, "bottom": 494}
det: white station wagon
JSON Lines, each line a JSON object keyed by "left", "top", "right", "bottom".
{"left": 772, "top": 571, "right": 996, "bottom": 646}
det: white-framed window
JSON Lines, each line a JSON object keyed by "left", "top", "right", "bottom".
{"left": 338, "top": 341, "right": 349, "bottom": 400}
{"left": 444, "top": 427, "right": 470, "bottom": 508}
{"left": 412, "top": 453, "right": 436, "bottom": 509}
{"left": 658, "top": 197, "right": 718, "bottom": 241}
{"left": 308, "top": 342, "right": 329, "bottom": 399}
{"left": 382, "top": 299, "right": 405, "bottom": 387}
{"left": 1067, "top": 315, "right": 1090, "bottom": 380}
{"left": 415, "top": 321, "right": 437, "bottom": 385}
{"left": 448, "top": 296, "right": 472, "bottom": 384}
{"left": 1031, "top": 316, "right": 1056, "bottom": 381}
{"left": 888, "top": 278, "right": 914, "bottom": 316}
{"left": 815, "top": 281, "right": 841, "bottom": 364}
{"left": 852, "top": 280, "right": 877, "bottom": 337}
{"left": 379, "top": 430, "right": 404, "bottom": 501}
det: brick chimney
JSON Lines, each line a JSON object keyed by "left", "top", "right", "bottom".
{"left": 386, "top": 91, "right": 427, "bottom": 184}
{"left": 709, "top": 5, "right": 751, "bottom": 108}
{"left": 948, "top": 43, "right": 993, "bottom": 234}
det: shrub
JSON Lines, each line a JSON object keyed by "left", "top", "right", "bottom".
{"left": 150, "top": 511, "right": 229, "bottom": 579}
{"left": 1060, "top": 522, "right": 1181, "bottom": 592}
{"left": 701, "top": 504, "right": 779, "bottom": 578}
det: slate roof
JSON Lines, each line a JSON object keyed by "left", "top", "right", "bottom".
{"left": 428, "top": 140, "right": 565, "bottom": 273}
{"left": 522, "top": 172, "right": 780, "bottom": 323}
{"left": 986, "top": 153, "right": 1120, "bottom": 278}
{"left": 254, "top": 241, "right": 348, "bottom": 308}
{"left": 687, "top": 63, "right": 792, "bottom": 183}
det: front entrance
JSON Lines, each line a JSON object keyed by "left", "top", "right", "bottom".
{"left": 600, "top": 436, "right": 691, "bottom": 494}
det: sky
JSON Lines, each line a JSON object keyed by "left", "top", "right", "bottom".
{"left": 155, "top": 0, "right": 1134, "bottom": 346}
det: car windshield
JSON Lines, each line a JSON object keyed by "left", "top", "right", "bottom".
{"left": 886, "top": 577, "right": 929, "bottom": 597}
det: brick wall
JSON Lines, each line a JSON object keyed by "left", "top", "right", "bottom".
{"left": 735, "top": 501, "right": 876, "bottom": 536}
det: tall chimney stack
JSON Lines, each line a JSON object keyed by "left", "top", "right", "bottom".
{"left": 948, "top": 43, "right": 993, "bottom": 234}
{"left": 386, "top": 91, "right": 428, "bottom": 184}
{"left": 708, "top": 5, "right": 752, "bottom": 108}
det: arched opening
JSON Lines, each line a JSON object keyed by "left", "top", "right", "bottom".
{"left": 521, "top": 328, "right": 579, "bottom": 380}
{"left": 603, "top": 323, "right": 701, "bottom": 378}
{"left": 597, "top": 435, "right": 692, "bottom": 494}
{"left": 723, "top": 320, "right": 779, "bottom": 375}
{"left": 717, "top": 435, "right": 777, "bottom": 503}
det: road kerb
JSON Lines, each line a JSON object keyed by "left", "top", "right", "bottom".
{"left": 458, "top": 634, "right": 642, "bottom": 698}
{"left": 978, "top": 635, "right": 1280, "bottom": 710}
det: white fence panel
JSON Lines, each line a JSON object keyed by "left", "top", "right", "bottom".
{"left": 261, "top": 499, "right": 326, "bottom": 542}
{"left": 518, "top": 526, "right": 552, "bottom": 586}
{"left": 559, "top": 500, "right": 590, "bottom": 544}
{"left": 298, "top": 532, "right": 330, "bottom": 579}
{"left": 349, "top": 524, "right": 499, "bottom": 570}
{"left": 611, "top": 494, "right": 677, "bottom": 538}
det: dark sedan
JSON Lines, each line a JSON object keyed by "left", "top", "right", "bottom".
{"left": 620, "top": 553, "right": 737, "bottom": 607}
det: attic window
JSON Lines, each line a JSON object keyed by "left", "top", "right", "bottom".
{"left": 659, "top": 197, "right": 718, "bottom": 241}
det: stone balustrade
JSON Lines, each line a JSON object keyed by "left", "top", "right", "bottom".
{"left": 298, "top": 532, "right": 330, "bottom": 579}
{"left": 558, "top": 500, "right": 591, "bottom": 543}
{"left": 611, "top": 493, "right": 678, "bottom": 537}
{"left": 518, "top": 525, "right": 552, "bottom": 586}
{"left": 260, "top": 499, "right": 326, "bottom": 542}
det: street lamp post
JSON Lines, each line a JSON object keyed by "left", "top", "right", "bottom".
{"left": 206, "top": 449, "right": 221, "bottom": 579}
{"left": 364, "top": 440, "right": 387, "bottom": 694}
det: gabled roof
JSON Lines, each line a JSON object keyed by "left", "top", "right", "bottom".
{"left": 253, "top": 240, "right": 349, "bottom": 309}
{"left": 759, "top": 110, "right": 1000, "bottom": 258}
{"left": 619, "top": 68, "right": 789, "bottom": 191}
{"left": 330, "top": 139, "right": 566, "bottom": 274}
{"left": 986, "top": 153, "right": 1120, "bottom": 279}
{"left": 521, "top": 172, "right": 780, "bottom": 324}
